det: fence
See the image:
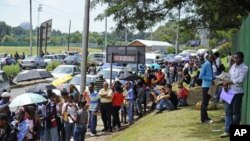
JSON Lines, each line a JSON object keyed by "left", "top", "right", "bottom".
{"left": 232, "top": 15, "right": 250, "bottom": 124}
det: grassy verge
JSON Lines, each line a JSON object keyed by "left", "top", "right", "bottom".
{"left": 0, "top": 46, "right": 102, "bottom": 55}
{"left": 110, "top": 107, "right": 227, "bottom": 141}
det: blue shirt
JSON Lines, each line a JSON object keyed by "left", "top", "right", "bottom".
{"left": 17, "top": 120, "right": 29, "bottom": 141}
{"left": 199, "top": 60, "right": 213, "bottom": 88}
{"left": 89, "top": 91, "right": 99, "bottom": 112}
{"left": 126, "top": 88, "right": 134, "bottom": 101}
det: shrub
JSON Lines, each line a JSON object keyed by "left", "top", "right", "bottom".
{"left": 166, "top": 47, "right": 176, "bottom": 54}
{"left": 217, "top": 42, "right": 232, "bottom": 58}
{"left": 2, "top": 64, "right": 21, "bottom": 84}
{"left": 46, "top": 60, "right": 61, "bottom": 72}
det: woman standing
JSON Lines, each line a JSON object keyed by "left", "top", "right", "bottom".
{"left": 62, "top": 95, "right": 78, "bottom": 141}
{"left": 220, "top": 51, "right": 248, "bottom": 138}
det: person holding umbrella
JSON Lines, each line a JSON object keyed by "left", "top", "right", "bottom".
{"left": 0, "top": 113, "right": 18, "bottom": 141}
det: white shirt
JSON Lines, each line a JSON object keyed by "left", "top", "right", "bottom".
{"left": 229, "top": 63, "right": 248, "bottom": 94}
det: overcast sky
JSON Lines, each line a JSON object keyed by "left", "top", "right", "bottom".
{"left": 0, "top": 0, "right": 117, "bottom": 33}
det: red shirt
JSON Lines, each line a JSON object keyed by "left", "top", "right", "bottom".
{"left": 178, "top": 87, "right": 189, "bottom": 98}
{"left": 112, "top": 92, "right": 124, "bottom": 106}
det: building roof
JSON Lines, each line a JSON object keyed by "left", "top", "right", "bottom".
{"left": 129, "top": 39, "right": 173, "bottom": 47}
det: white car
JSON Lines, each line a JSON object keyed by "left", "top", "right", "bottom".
{"left": 43, "top": 55, "right": 58, "bottom": 64}
{"left": 97, "top": 68, "right": 122, "bottom": 84}
{"left": 51, "top": 65, "right": 80, "bottom": 78}
{"left": 69, "top": 74, "right": 98, "bottom": 92}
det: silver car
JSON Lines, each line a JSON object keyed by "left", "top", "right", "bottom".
{"left": 0, "top": 70, "right": 10, "bottom": 94}
{"left": 21, "top": 56, "right": 46, "bottom": 69}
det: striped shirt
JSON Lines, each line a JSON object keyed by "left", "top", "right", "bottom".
{"left": 95, "top": 78, "right": 106, "bottom": 92}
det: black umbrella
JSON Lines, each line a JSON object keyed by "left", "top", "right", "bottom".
{"left": 119, "top": 72, "right": 140, "bottom": 81}
{"left": 16, "top": 70, "right": 53, "bottom": 82}
{"left": 26, "top": 83, "right": 56, "bottom": 93}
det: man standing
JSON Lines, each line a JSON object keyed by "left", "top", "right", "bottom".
{"left": 88, "top": 83, "right": 99, "bottom": 136}
{"left": 124, "top": 81, "right": 135, "bottom": 125}
{"left": 220, "top": 51, "right": 248, "bottom": 138}
{"left": 99, "top": 82, "right": 113, "bottom": 132}
{"left": 199, "top": 54, "right": 214, "bottom": 124}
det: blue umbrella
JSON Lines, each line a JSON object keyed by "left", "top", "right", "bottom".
{"left": 150, "top": 63, "right": 161, "bottom": 70}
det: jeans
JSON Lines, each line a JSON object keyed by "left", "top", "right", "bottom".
{"left": 126, "top": 100, "right": 134, "bottom": 124}
{"left": 224, "top": 94, "right": 243, "bottom": 133}
{"left": 201, "top": 87, "right": 211, "bottom": 122}
{"left": 136, "top": 99, "right": 143, "bottom": 114}
{"left": 64, "top": 122, "right": 75, "bottom": 141}
{"left": 112, "top": 106, "right": 121, "bottom": 128}
{"left": 100, "top": 102, "right": 113, "bottom": 130}
{"left": 44, "top": 127, "right": 59, "bottom": 141}
{"left": 156, "top": 99, "right": 175, "bottom": 111}
{"left": 89, "top": 111, "right": 97, "bottom": 134}
{"left": 73, "top": 125, "right": 87, "bottom": 141}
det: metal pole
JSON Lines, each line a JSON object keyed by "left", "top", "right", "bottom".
{"left": 45, "top": 23, "right": 48, "bottom": 53}
{"left": 39, "top": 26, "right": 43, "bottom": 57}
{"left": 80, "top": 0, "right": 90, "bottom": 94}
{"left": 175, "top": 5, "right": 181, "bottom": 55}
{"left": 136, "top": 51, "right": 139, "bottom": 75}
{"left": 105, "top": 16, "right": 107, "bottom": 50}
{"left": 37, "top": 27, "right": 39, "bottom": 56}
{"left": 29, "top": 0, "right": 33, "bottom": 56}
{"left": 110, "top": 53, "right": 113, "bottom": 86}
{"left": 125, "top": 27, "right": 128, "bottom": 45}
{"left": 68, "top": 20, "right": 71, "bottom": 51}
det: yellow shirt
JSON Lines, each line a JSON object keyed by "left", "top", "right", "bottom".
{"left": 99, "top": 88, "right": 113, "bottom": 103}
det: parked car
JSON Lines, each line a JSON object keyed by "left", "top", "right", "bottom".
{"left": 43, "top": 55, "right": 58, "bottom": 64}
{"left": 98, "top": 63, "right": 125, "bottom": 72}
{"left": 21, "top": 56, "right": 46, "bottom": 69}
{"left": 89, "top": 53, "right": 106, "bottom": 64}
{"left": 0, "top": 70, "right": 10, "bottom": 94}
{"left": 97, "top": 68, "right": 122, "bottom": 83}
{"left": 69, "top": 74, "right": 98, "bottom": 92}
{"left": 63, "top": 55, "right": 81, "bottom": 65}
{"left": 51, "top": 65, "right": 80, "bottom": 78}
{"left": 123, "top": 63, "right": 145, "bottom": 74}
{"left": 0, "top": 57, "right": 16, "bottom": 67}
{"left": 145, "top": 58, "right": 155, "bottom": 68}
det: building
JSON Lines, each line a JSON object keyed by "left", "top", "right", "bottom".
{"left": 128, "top": 39, "right": 173, "bottom": 52}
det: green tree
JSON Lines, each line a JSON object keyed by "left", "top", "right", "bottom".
{"left": 94, "top": 0, "right": 250, "bottom": 31}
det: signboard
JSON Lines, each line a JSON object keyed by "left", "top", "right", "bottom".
{"left": 40, "top": 19, "right": 52, "bottom": 41}
{"left": 106, "top": 46, "right": 145, "bottom": 64}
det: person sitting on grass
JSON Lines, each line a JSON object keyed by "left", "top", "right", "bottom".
{"left": 155, "top": 84, "right": 178, "bottom": 114}
{"left": 177, "top": 82, "right": 189, "bottom": 107}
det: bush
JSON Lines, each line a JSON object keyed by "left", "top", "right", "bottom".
{"left": 166, "top": 47, "right": 176, "bottom": 54}
{"left": 2, "top": 64, "right": 21, "bottom": 84}
{"left": 217, "top": 42, "right": 232, "bottom": 58}
{"left": 46, "top": 61, "right": 61, "bottom": 72}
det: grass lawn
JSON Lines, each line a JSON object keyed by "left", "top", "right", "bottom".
{"left": 0, "top": 46, "right": 102, "bottom": 55}
{"left": 110, "top": 107, "right": 228, "bottom": 141}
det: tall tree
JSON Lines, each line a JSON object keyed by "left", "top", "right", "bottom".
{"left": 94, "top": 0, "right": 250, "bottom": 31}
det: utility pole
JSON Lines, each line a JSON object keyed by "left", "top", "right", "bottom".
{"left": 37, "top": 4, "right": 42, "bottom": 28}
{"left": 125, "top": 27, "right": 128, "bottom": 45}
{"left": 68, "top": 20, "right": 71, "bottom": 51}
{"left": 104, "top": 16, "right": 107, "bottom": 50}
{"left": 80, "top": 0, "right": 90, "bottom": 94}
{"left": 175, "top": 4, "right": 181, "bottom": 55}
{"left": 29, "top": 0, "right": 33, "bottom": 56}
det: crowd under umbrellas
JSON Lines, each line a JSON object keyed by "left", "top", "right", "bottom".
{"left": 0, "top": 51, "right": 221, "bottom": 141}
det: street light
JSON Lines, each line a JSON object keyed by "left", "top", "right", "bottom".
{"left": 37, "top": 4, "right": 42, "bottom": 28}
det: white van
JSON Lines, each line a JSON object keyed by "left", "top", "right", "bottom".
{"left": 0, "top": 71, "right": 10, "bottom": 95}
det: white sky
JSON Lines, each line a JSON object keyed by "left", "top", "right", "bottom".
{"left": 0, "top": 0, "right": 116, "bottom": 33}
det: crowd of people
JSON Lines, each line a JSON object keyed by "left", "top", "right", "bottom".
{"left": 0, "top": 50, "right": 248, "bottom": 140}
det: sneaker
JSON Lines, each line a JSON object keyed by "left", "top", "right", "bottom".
{"left": 203, "top": 119, "right": 213, "bottom": 124}
{"left": 90, "top": 133, "right": 96, "bottom": 137}
{"left": 220, "top": 132, "right": 230, "bottom": 138}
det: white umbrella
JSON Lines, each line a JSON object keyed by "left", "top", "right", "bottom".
{"left": 9, "top": 93, "right": 47, "bottom": 107}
